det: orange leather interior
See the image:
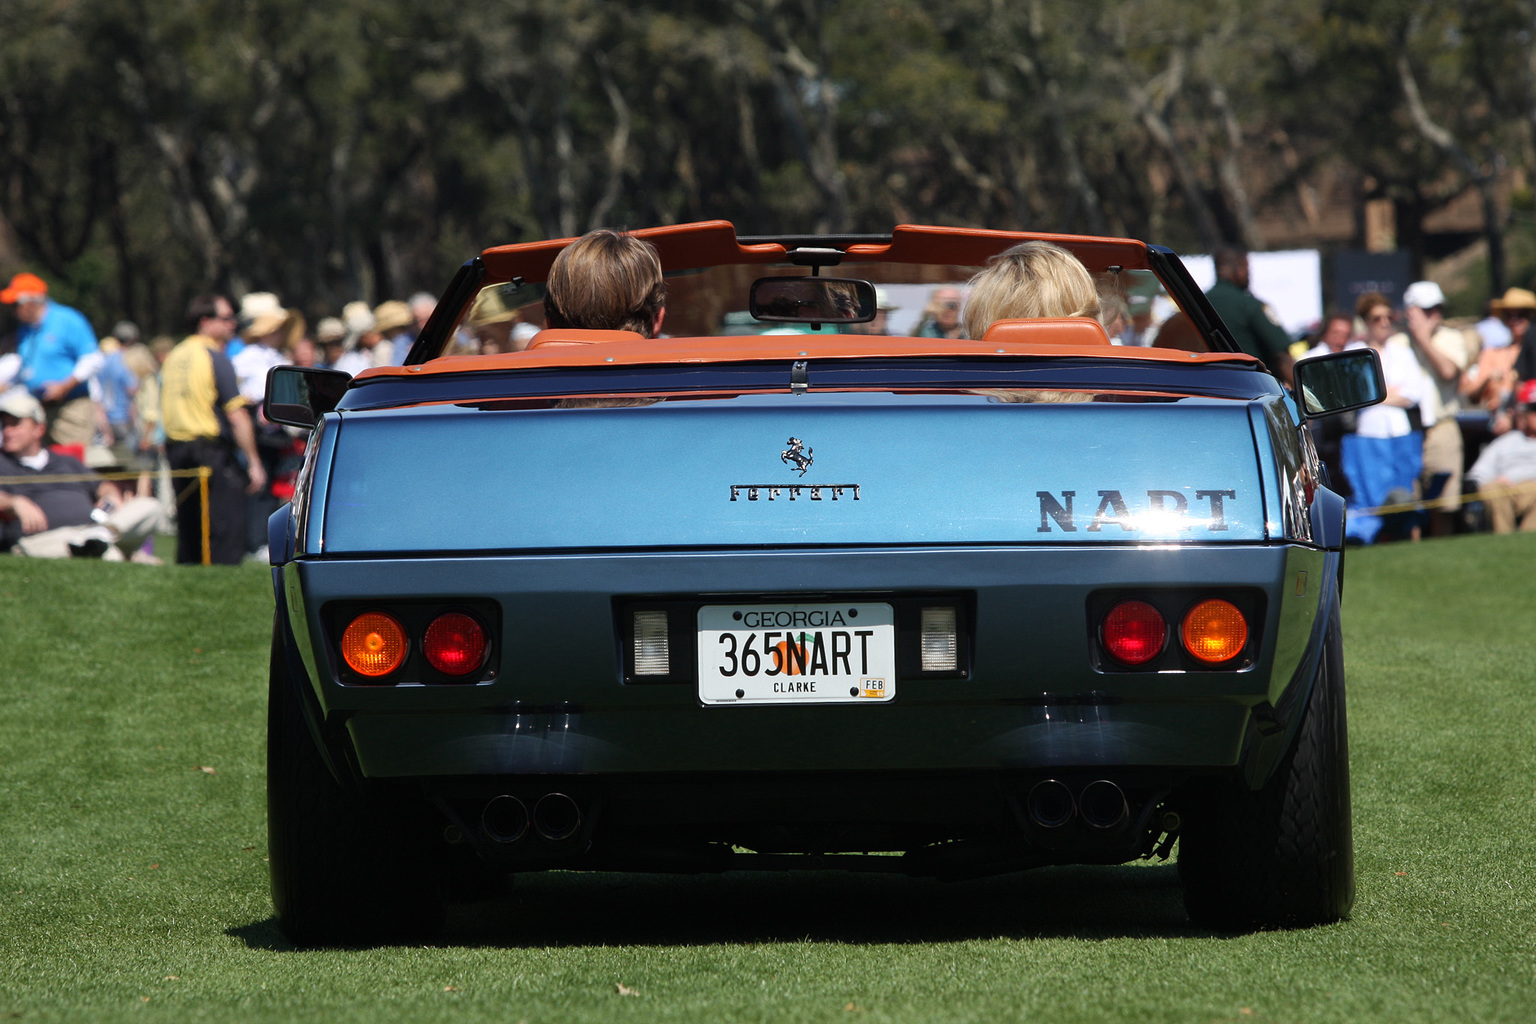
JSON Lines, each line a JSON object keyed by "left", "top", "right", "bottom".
{"left": 357, "top": 333, "right": 1260, "bottom": 380}
{"left": 527, "top": 329, "right": 646, "bottom": 348}
{"left": 980, "top": 318, "right": 1113, "bottom": 346}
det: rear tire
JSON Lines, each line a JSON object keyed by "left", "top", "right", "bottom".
{"left": 267, "top": 626, "right": 444, "bottom": 947}
{"left": 1178, "top": 602, "right": 1354, "bottom": 930}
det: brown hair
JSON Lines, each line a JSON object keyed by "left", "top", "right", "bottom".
{"left": 543, "top": 229, "right": 666, "bottom": 336}
{"left": 962, "top": 241, "right": 1099, "bottom": 339}
{"left": 1355, "top": 291, "right": 1391, "bottom": 320}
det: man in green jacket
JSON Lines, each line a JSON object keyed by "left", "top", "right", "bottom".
{"left": 1205, "top": 247, "right": 1294, "bottom": 386}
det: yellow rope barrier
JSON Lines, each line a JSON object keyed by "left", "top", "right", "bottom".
{"left": 1345, "top": 486, "right": 1502, "bottom": 519}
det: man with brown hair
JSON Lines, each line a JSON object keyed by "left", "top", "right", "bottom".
{"left": 542, "top": 229, "right": 667, "bottom": 338}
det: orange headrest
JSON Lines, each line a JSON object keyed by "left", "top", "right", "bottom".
{"left": 526, "top": 328, "right": 647, "bottom": 349}
{"left": 979, "top": 317, "right": 1113, "bottom": 346}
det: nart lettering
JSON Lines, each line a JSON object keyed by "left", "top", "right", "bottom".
{"left": 1035, "top": 489, "right": 1237, "bottom": 532}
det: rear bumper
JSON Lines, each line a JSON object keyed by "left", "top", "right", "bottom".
{"left": 280, "top": 543, "right": 1334, "bottom": 780}
{"left": 344, "top": 700, "right": 1250, "bottom": 777}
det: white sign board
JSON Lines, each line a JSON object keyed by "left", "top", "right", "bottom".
{"left": 1181, "top": 250, "right": 1322, "bottom": 338}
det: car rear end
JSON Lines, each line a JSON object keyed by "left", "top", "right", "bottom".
{"left": 273, "top": 366, "right": 1336, "bottom": 881}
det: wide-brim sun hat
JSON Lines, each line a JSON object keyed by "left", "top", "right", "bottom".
{"left": 1490, "top": 287, "right": 1536, "bottom": 312}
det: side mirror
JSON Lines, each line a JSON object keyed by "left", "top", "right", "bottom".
{"left": 749, "top": 277, "right": 877, "bottom": 324}
{"left": 1293, "top": 348, "right": 1386, "bottom": 420}
{"left": 264, "top": 365, "right": 352, "bottom": 428}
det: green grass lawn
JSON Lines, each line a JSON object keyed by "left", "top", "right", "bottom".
{"left": 1, "top": 535, "right": 1533, "bottom": 1022}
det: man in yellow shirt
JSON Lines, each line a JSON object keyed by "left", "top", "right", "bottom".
{"left": 160, "top": 294, "right": 266, "bottom": 564}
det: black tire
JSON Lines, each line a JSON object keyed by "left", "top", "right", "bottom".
{"left": 1178, "top": 601, "right": 1355, "bottom": 930}
{"left": 267, "top": 625, "right": 445, "bottom": 947}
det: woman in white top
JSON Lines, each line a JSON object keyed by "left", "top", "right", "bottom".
{"left": 1340, "top": 292, "right": 1430, "bottom": 542}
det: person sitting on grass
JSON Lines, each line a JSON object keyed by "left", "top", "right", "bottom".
{"left": 0, "top": 390, "right": 164, "bottom": 562}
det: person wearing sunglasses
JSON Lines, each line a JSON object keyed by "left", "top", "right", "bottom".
{"left": 915, "top": 286, "right": 964, "bottom": 339}
{"left": 1340, "top": 291, "right": 1430, "bottom": 543}
{"left": 159, "top": 293, "right": 266, "bottom": 565}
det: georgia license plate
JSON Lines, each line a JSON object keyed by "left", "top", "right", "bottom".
{"left": 697, "top": 602, "right": 896, "bottom": 705}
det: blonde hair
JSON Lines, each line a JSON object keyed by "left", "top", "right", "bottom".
{"left": 962, "top": 241, "right": 1099, "bottom": 338}
{"left": 543, "top": 229, "right": 666, "bottom": 336}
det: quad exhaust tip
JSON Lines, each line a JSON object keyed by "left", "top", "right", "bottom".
{"left": 533, "top": 792, "right": 583, "bottom": 841}
{"left": 1078, "top": 780, "right": 1129, "bottom": 829}
{"left": 481, "top": 795, "right": 530, "bottom": 844}
{"left": 1026, "top": 779, "right": 1076, "bottom": 829}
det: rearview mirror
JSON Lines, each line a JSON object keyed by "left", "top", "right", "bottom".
{"left": 264, "top": 365, "right": 352, "bottom": 428}
{"left": 749, "top": 277, "right": 876, "bottom": 324}
{"left": 1293, "top": 348, "right": 1386, "bottom": 420}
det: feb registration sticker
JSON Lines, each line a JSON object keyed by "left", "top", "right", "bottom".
{"left": 697, "top": 603, "right": 896, "bottom": 705}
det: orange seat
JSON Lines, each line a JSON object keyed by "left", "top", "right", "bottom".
{"left": 979, "top": 317, "right": 1113, "bottom": 347}
{"left": 526, "top": 328, "right": 646, "bottom": 349}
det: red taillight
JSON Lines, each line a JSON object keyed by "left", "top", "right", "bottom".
{"left": 1102, "top": 600, "right": 1166, "bottom": 666}
{"left": 341, "top": 612, "right": 408, "bottom": 677}
{"left": 423, "top": 612, "right": 487, "bottom": 676}
{"left": 1181, "top": 599, "right": 1248, "bottom": 664}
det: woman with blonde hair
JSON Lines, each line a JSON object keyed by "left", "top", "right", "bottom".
{"left": 961, "top": 241, "right": 1099, "bottom": 339}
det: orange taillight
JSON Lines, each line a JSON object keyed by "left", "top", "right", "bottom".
{"left": 1181, "top": 599, "right": 1248, "bottom": 664}
{"left": 341, "top": 612, "right": 408, "bottom": 677}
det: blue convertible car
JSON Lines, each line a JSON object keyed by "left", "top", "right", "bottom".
{"left": 263, "top": 222, "right": 1382, "bottom": 945}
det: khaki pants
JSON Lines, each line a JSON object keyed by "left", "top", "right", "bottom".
{"left": 1482, "top": 480, "right": 1536, "bottom": 534}
{"left": 44, "top": 396, "right": 96, "bottom": 448}
{"left": 11, "top": 496, "right": 165, "bottom": 560}
{"left": 1420, "top": 418, "right": 1463, "bottom": 511}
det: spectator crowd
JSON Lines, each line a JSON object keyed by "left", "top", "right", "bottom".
{"left": 5, "top": 248, "right": 1536, "bottom": 565}
{"left": 0, "top": 273, "right": 446, "bottom": 565}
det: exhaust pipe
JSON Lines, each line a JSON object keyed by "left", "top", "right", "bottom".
{"left": 1026, "top": 779, "right": 1075, "bottom": 829}
{"left": 1078, "top": 780, "right": 1128, "bottom": 829}
{"left": 481, "top": 795, "right": 530, "bottom": 844}
{"left": 533, "top": 792, "right": 583, "bottom": 841}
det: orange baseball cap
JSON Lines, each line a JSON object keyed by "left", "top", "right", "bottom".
{"left": 1, "top": 272, "right": 48, "bottom": 304}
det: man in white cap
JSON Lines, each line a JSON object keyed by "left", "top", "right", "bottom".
{"left": 1395, "top": 280, "right": 1473, "bottom": 536}
{"left": 0, "top": 390, "right": 164, "bottom": 560}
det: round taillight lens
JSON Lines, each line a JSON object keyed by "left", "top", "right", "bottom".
{"left": 423, "top": 612, "right": 487, "bottom": 676}
{"left": 1182, "top": 599, "right": 1248, "bottom": 664}
{"left": 341, "top": 612, "right": 408, "bottom": 677}
{"left": 1102, "top": 600, "right": 1166, "bottom": 666}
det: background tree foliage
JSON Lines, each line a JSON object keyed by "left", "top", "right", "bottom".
{"left": 2, "top": 0, "right": 1534, "bottom": 330}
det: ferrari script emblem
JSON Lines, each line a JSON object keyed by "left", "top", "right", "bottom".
{"left": 781, "top": 437, "right": 813, "bottom": 476}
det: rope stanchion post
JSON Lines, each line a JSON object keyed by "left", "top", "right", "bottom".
{"left": 198, "top": 466, "right": 211, "bottom": 566}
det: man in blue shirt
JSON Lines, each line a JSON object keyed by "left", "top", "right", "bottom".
{"left": 2, "top": 272, "right": 101, "bottom": 447}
